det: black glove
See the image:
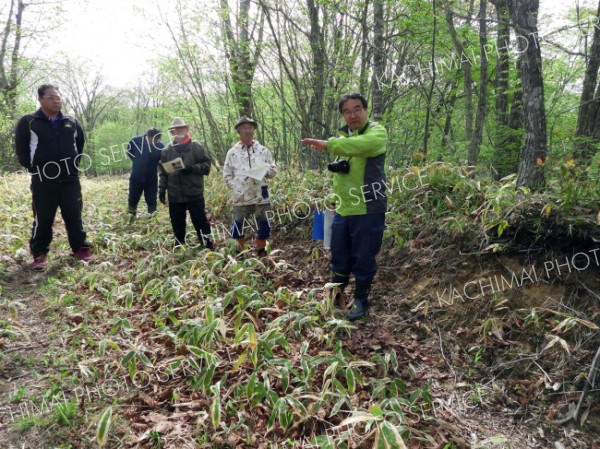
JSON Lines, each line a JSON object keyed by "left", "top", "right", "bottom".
{"left": 179, "top": 167, "right": 193, "bottom": 175}
{"left": 159, "top": 191, "right": 166, "bottom": 205}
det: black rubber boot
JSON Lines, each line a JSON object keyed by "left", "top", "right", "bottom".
{"left": 327, "top": 273, "right": 350, "bottom": 306}
{"left": 347, "top": 279, "right": 372, "bottom": 321}
{"left": 200, "top": 234, "right": 214, "bottom": 251}
{"left": 347, "top": 298, "right": 369, "bottom": 321}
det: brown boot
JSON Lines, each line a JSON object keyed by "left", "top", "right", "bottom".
{"left": 326, "top": 273, "right": 350, "bottom": 308}
{"left": 256, "top": 239, "right": 267, "bottom": 257}
{"left": 236, "top": 237, "right": 245, "bottom": 251}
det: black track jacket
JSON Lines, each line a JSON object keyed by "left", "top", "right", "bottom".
{"left": 15, "top": 109, "right": 85, "bottom": 182}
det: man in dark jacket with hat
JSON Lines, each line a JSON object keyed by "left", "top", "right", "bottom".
{"left": 158, "top": 117, "right": 213, "bottom": 249}
{"left": 15, "top": 84, "right": 92, "bottom": 271}
{"left": 127, "top": 128, "right": 164, "bottom": 220}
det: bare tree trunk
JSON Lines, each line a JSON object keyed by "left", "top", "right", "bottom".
{"left": 574, "top": 0, "right": 600, "bottom": 165}
{"left": 278, "top": 55, "right": 289, "bottom": 166}
{"left": 0, "top": 0, "right": 25, "bottom": 117}
{"left": 307, "top": 0, "right": 326, "bottom": 169}
{"left": 371, "top": 0, "right": 384, "bottom": 121}
{"left": 220, "top": 0, "right": 264, "bottom": 117}
{"left": 446, "top": 8, "right": 473, "bottom": 146}
{"left": 508, "top": 77, "right": 524, "bottom": 134}
{"left": 491, "top": 0, "right": 516, "bottom": 177}
{"left": 509, "top": 0, "right": 547, "bottom": 190}
{"left": 423, "top": 0, "right": 437, "bottom": 155}
{"left": 492, "top": 0, "right": 510, "bottom": 127}
{"left": 498, "top": 66, "right": 525, "bottom": 177}
{"left": 359, "top": 0, "right": 371, "bottom": 95}
{"left": 468, "top": 0, "right": 488, "bottom": 165}
{"left": 441, "top": 78, "right": 458, "bottom": 152}
{"left": 0, "top": 0, "right": 25, "bottom": 171}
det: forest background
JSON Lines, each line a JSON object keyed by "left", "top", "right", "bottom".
{"left": 1, "top": 0, "right": 600, "bottom": 186}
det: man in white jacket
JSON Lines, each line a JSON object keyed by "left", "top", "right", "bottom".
{"left": 223, "top": 116, "right": 277, "bottom": 257}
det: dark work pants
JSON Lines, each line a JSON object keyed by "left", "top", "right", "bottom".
{"left": 30, "top": 180, "right": 88, "bottom": 255}
{"left": 128, "top": 176, "right": 158, "bottom": 213}
{"left": 330, "top": 213, "right": 385, "bottom": 283}
{"left": 168, "top": 197, "right": 212, "bottom": 245}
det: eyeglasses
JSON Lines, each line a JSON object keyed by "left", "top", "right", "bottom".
{"left": 43, "top": 96, "right": 62, "bottom": 102}
{"left": 342, "top": 107, "right": 364, "bottom": 117}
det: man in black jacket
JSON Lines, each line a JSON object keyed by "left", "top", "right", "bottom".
{"left": 158, "top": 117, "right": 213, "bottom": 249}
{"left": 15, "top": 84, "right": 91, "bottom": 270}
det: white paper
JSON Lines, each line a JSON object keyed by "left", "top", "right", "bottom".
{"left": 323, "top": 209, "right": 334, "bottom": 250}
{"left": 243, "top": 164, "right": 270, "bottom": 181}
{"left": 162, "top": 157, "right": 186, "bottom": 174}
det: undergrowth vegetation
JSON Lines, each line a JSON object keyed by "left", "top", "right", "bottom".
{"left": 0, "top": 161, "right": 599, "bottom": 448}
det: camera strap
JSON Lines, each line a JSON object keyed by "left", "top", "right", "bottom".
{"left": 334, "top": 156, "right": 352, "bottom": 162}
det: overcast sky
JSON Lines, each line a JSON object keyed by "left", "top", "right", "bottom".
{"left": 43, "top": 0, "right": 598, "bottom": 89}
{"left": 50, "top": 0, "right": 170, "bottom": 87}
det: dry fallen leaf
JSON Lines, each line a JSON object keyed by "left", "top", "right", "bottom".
{"left": 144, "top": 412, "right": 169, "bottom": 423}
{"left": 153, "top": 420, "right": 174, "bottom": 434}
{"left": 138, "top": 392, "right": 159, "bottom": 408}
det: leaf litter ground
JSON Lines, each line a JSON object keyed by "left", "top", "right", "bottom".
{"left": 1, "top": 173, "right": 599, "bottom": 449}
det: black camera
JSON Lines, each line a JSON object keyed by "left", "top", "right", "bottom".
{"left": 327, "top": 159, "right": 350, "bottom": 174}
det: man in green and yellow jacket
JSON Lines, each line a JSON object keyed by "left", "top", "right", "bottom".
{"left": 302, "top": 93, "right": 387, "bottom": 320}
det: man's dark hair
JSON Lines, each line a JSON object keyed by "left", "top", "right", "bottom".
{"left": 146, "top": 128, "right": 161, "bottom": 139}
{"left": 338, "top": 93, "right": 368, "bottom": 113}
{"left": 38, "top": 84, "right": 59, "bottom": 98}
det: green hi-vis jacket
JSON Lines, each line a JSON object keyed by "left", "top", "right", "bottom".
{"left": 327, "top": 121, "right": 388, "bottom": 217}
